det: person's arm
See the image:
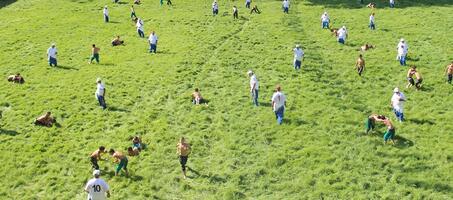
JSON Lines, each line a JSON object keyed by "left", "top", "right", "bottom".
{"left": 102, "top": 87, "right": 106, "bottom": 97}
{"left": 84, "top": 183, "right": 90, "bottom": 193}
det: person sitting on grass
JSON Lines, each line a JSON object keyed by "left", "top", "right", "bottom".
{"left": 111, "top": 36, "right": 124, "bottom": 46}
{"left": 445, "top": 61, "right": 453, "bottom": 84}
{"left": 132, "top": 136, "right": 142, "bottom": 151}
{"left": 90, "top": 146, "right": 106, "bottom": 170}
{"left": 192, "top": 88, "right": 204, "bottom": 105}
{"left": 360, "top": 43, "right": 375, "bottom": 51}
{"left": 365, "top": 114, "right": 386, "bottom": 134}
{"left": 34, "top": 112, "right": 56, "bottom": 127}
{"left": 375, "top": 115, "right": 396, "bottom": 145}
{"left": 134, "top": 0, "right": 140, "bottom": 5}
{"left": 127, "top": 147, "right": 140, "bottom": 156}
{"left": 7, "top": 73, "right": 25, "bottom": 84}
{"left": 250, "top": 5, "right": 261, "bottom": 14}
{"left": 367, "top": 2, "right": 376, "bottom": 8}
{"left": 109, "top": 149, "right": 129, "bottom": 176}
{"left": 406, "top": 65, "right": 417, "bottom": 88}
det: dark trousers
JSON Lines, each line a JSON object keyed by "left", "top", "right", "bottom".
{"left": 97, "top": 95, "right": 107, "bottom": 109}
{"left": 137, "top": 29, "right": 144, "bottom": 38}
{"left": 149, "top": 43, "right": 157, "bottom": 53}
{"left": 233, "top": 12, "right": 238, "bottom": 19}
{"left": 447, "top": 74, "right": 452, "bottom": 84}
{"left": 91, "top": 157, "right": 100, "bottom": 170}
{"left": 104, "top": 15, "right": 109, "bottom": 22}
{"left": 179, "top": 156, "right": 188, "bottom": 172}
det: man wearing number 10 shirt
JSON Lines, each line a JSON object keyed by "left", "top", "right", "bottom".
{"left": 84, "top": 170, "right": 110, "bottom": 200}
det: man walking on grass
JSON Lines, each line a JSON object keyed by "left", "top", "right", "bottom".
{"left": 445, "top": 61, "right": 453, "bottom": 84}
{"left": 84, "top": 170, "right": 110, "bottom": 200}
{"left": 355, "top": 54, "right": 365, "bottom": 76}
{"left": 248, "top": 70, "right": 259, "bottom": 106}
{"left": 109, "top": 149, "right": 129, "bottom": 176}
{"left": 103, "top": 6, "right": 109, "bottom": 22}
{"left": 148, "top": 31, "right": 158, "bottom": 53}
{"left": 47, "top": 43, "right": 58, "bottom": 67}
{"left": 95, "top": 78, "right": 107, "bottom": 110}
{"left": 89, "top": 44, "right": 101, "bottom": 64}
{"left": 272, "top": 85, "right": 286, "bottom": 125}
{"left": 90, "top": 146, "right": 106, "bottom": 170}
{"left": 391, "top": 87, "right": 406, "bottom": 122}
{"left": 282, "top": 0, "right": 289, "bottom": 14}
{"left": 177, "top": 137, "right": 191, "bottom": 179}
{"left": 293, "top": 44, "right": 304, "bottom": 70}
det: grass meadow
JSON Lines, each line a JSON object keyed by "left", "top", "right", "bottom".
{"left": 0, "top": 0, "right": 452, "bottom": 199}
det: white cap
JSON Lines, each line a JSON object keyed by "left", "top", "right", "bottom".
{"left": 51, "top": 43, "right": 56, "bottom": 46}
{"left": 247, "top": 70, "right": 253, "bottom": 75}
{"left": 104, "top": 5, "right": 108, "bottom": 8}
{"left": 400, "top": 38, "right": 405, "bottom": 42}
{"left": 393, "top": 87, "right": 399, "bottom": 93}
{"left": 93, "top": 170, "right": 101, "bottom": 176}
{"left": 295, "top": 44, "right": 300, "bottom": 48}
{"left": 96, "top": 78, "right": 101, "bottom": 83}
{"left": 342, "top": 26, "right": 346, "bottom": 29}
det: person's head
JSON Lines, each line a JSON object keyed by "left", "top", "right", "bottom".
{"left": 16, "top": 73, "right": 20, "bottom": 76}
{"left": 276, "top": 85, "right": 281, "bottom": 92}
{"left": 393, "top": 87, "right": 400, "bottom": 93}
{"left": 116, "top": 36, "right": 120, "bottom": 39}
{"left": 46, "top": 112, "right": 51, "bottom": 117}
{"left": 93, "top": 170, "right": 101, "bottom": 178}
{"left": 372, "top": 13, "right": 375, "bottom": 16}
{"left": 127, "top": 147, "right": 133, "bottom": 152}
{"left": 400, "top": 38, "right": 405, "bottom": 43}
{"left": 295, "top": 44, "right": 300, "bottom": 49}
{"left": 377, "top": 115, "right": 386, "bottom": 120}
{"left": 104, "top": 5, "right": 108, "bottom": 8}
{"left": 96, "top": 78, "right": 102, "bottom": 83}
{"left": 180, "top": 137, "right": 186, "bottom": 143}
{"left": 152, "top": 31, "right": 155, "bottom": 35}
{"left": 92, "top": 44, "right": 96, "bottom": 48}
{"left": 411, "top": 65, "right": 416, "bottom": 70}
{"left": 99, "top": 146, "right": 105, "bottom": 152}
{"left": 342, "top": 25, "right": 346, "bottom": 29}
{"left": 194, "top": 88, "right": 199, "bottom": 92}
{"left": 359, "top": 54, "right": 363, "bottom": 58}
{"left": 109, "top": 148, "right": 115, "bottom": 155}
{"left": 51, "top": 43, "right": 56, "bottom": 48}
{"left": 247, "top": 70, "right": 254, "bottom": 77}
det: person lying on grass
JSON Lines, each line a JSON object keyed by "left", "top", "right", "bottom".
{"left": 34, "top": 112, "right": 56, "bottom": 127}
{"left": 111, "top": 36, "right": 124, "bottom": 46}
{"left": 374, "top": 115, "right": 396, "bottom": 145}
{"left": 360, "top": 44, "right": 375, "bottom": 51}
{"left": 192, "top": 88, "right": 204, "bottom": 105}
{"left": 7, "top": 73, "right": 25, "bottom": 84}
{"left": 132, "top": 136, "right": 142, "bottom": 151}
{"left": 134, "top": 0, "right": 140, "bottom": 5}
{"left": 365, "top": 114, "right": 386, "bottom": 134}
{"left": 90, "top": 146, "right": 106, "bottom": 170}
{"left": 127, "top": 147, "right": 140, "bottom": 156}
{"left": 109, "top": 149, "right": 129, "bottom": 176}
{"left": 250, "top": 5, "right": 261, "bottom": 14}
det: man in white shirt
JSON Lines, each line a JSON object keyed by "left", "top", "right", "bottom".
{"left": 148, "top": 31, "right": 158, "bottom": 53}
{"left": 47, "top": 43, "right": 58, "bottom": 67}
{"left": 136, "top": 18, "right": 144, "bottom": 38}
{"left": 248, "top": 70, "right": 259, "bottom": 106}
{"left": 369, "top": 13, "right": 375, "bottom": 30}
{"left": 293, "top": 44, "right": 304, "bottom": 70}
{"left": 95, "top": 78, "right": 107, "bottom": 110}
{"left": 212, "top": 1, "right": 219, "bottom": 16}
{"left": 103, "top": 6, "right": 109, "bottom": 23}
{"left": 390, "top": 0, "right": 395, "bottom": 8}
{"left": 321, "top": 12, "right": 330, "bottom": 29}
{"left": 282, "top": 0, "right": 289, "bottom": 14}
{"left": 84, "top": 170, "right": 110, "bottom": 200}
{"left": 397, "top": 44, "right": 407, "bottom": 66}
{"left": 271, "top": 85, "right": 286, "bottom": 125}
{"left": 396, "top": 38, "right": 408, "bottom": 62}
{"left": 391, "top": 87, "right": 406, "bottom": 122}
{"left": 337, "top": 26, "right": 348, "bottom": 44}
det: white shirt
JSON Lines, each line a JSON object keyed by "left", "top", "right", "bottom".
{"left": 321, "top": 14, "right": 329, "bottom": 22}
{"left": 103, "top": 8, "right": 108, "bottom": 16}
{"left": 246, "top": 0, "right": 251, "bottom": 3}
{"left": 369, "top": 15, "right": 375, "bottom": 23}
{"left": 338, "top": 28, "right": 347, "bottom": 39}
{"left": 391, "top": 92, "right": 406, "bottom": 112}
{"left": 47, "top": 47, "right": 57, "bottom": 59}
{"left": 293, "top": 48, "right": 304, "bottom": 61}
{"left": 136, "top": 20, "right": 143, "bottom": 31}
{"left": 148, "top": 34, "right": 158, "bottom": 44}
{"left": 272, "top": 91, "right": 286, "bottom": 111}
{"left": 250, "top": 74, "right": 259, "bottom": 90}
{"left": 96, "top": 83, "right": 105, "bottom": 96}
{"left": 282, "top": 0, "right": 289, "bottom": 8}
{"left": 398, "top": 45, "right": 407, "bottom": 56}
{"left": 397, "top": 41, "right": 408, "bottom": 52}
{"left": 85, "top": 178, "right": 109, "bottom": 200}
{"left": 212, "top": 2, "right": 218, "bottom": 9}
{"left": 390, "top": 0, "right": 394, "bottom": 3}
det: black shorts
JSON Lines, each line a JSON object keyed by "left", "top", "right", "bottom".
{"left": 90, "top": 157, "right": 99, "bottom": 170}
{"left": 179, "top": 156, "right": 188, "bottom": 170}
{"left": 407, "top": 77, "right": 415, "bottom": 85}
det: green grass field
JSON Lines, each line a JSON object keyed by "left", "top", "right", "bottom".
{"left": 0, "top": 0, "right": 452, "bottom": 199}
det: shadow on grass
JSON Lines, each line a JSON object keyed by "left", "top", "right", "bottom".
{"left": 53, "top": 65, "right": 79, "bottom": 70}
{"left": 259, "top": 102, "right": 272, "bottom": 107}
{"left": 0, "top": 0, "right": 17, "bottom": 9}
{"left": 403, "top": 179, "right": 452, "bottom": 193}
{"left": 108, "top": 106, "right": 130, "bottom": 113}
{"left": 186, "top": 167, "right": 227, "bottom": 183}
{"left": 368, "top": 131, "right": 414, "bottom": 148}
{"left": 0, "top": 129, "right": 19, "bottom": 136}
{"left": 283, "top": 118, "right": 308, "bottom": 126}
{"left": 407, "top": 118, "right": 435, "bottom": 125}
{"left": 305, "top": 0, "right": 453, "bottom": 8}
{"left": 108, "top": 21, "right": 121, "bottom": 24}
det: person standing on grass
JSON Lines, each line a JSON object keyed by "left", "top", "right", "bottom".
{"left": 245, "top": 0, "right": 251, "bottom": 9}
{"left": 321, "top": 12, "right": 330, "bottom": 29}
{"left": 271, "top": 85, "right": 286, "bottom": 125}
{"left": 355, "top": 54, "right": 365, "bottom": 76}
{"left": 130, "top": 6, "right": 137, "bottom": 19}
{"left": 212, "top": 1, "right": 219, "bottom": 16}
{"left": 390, "top": 0, "right": 395, "bottom": 8}
{"left": 89, "top": 44, "right": 101, "bottom": 64}
{"left": 148, "top": 31, "right": 158, "bottom": 53}
{"left": 375, "top": 116, "right": 396, "bottom": 145}
{"left": 282, "top": 0, "right": 289, "bottom": 14}
{"left": 167, "top": 0, "right": 173, "bottom": 6}
{"left": 337, "top": 26, "right": 348, "bottom": 44}
{"left": 136, "top": 18, "right": 145, "bottom": 38}
{"left": 406, "top": 65, "right": 417, "bottom": 88}
{"left": 396, "top": 38, "right": 408, "bottom": 61}
{"left": 47, "top": 43, "right": 58, "bottom": 67}
{"left": 84, "top": 170, "right": 110, "bottom": 200}
{"left": 109, "top": 149, "right": 129, "bottom": 176}
{"left": 369, "top": 13, "right": 376, "bottom": 30}
{"left": 103, "top": 6, "right": 109, "bottom": 23}
{"left": 445, "top": 62, "right": 453, "bottom": 84}
{"left": 397, "top": 44, "right": 407, "bottom": 66}
{"left": 391, "top": 87, "right": 406, "bottom": 122}
{"left": 177, "top": 137, "right": 191, "bottom": 179}
{"left": 90, "top": 146, "right": 106, "bottom": 170}
{"left": 233, "top": 6, "right": 239, "bottom": 19}
{"left": 248, "top": 70, "right": 259, "bottom": 106}
{"left": 293, "top": 44, "right": 304, "bottom": 70}
{"left": 95, "top": 78, "right": 107, "bottom": 110}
